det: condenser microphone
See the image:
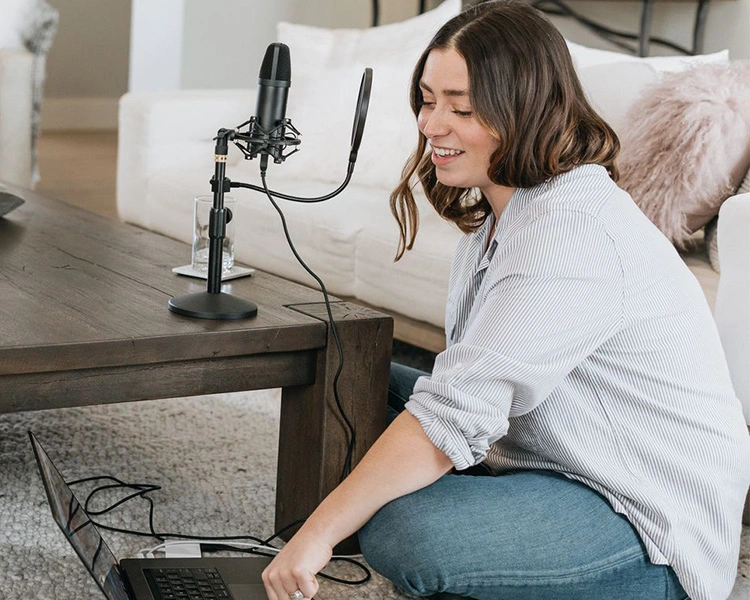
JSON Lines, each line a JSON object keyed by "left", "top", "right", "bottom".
{"left": 253, "top": 43, "right": 291, "bottom": 169}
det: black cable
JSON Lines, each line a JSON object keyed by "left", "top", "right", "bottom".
{"left": 68, "top": 477, "right": 372, "bottom": 586}
{"left": 70, "top": 476, "right": 267, "bottom": 544}
{"left": 201, "top": 544, "right": 371, "bottom": 585}
{"left": 62, "top": 159, "right": 369, "bottom": 586}
{"left": 230, "top": 162, "right": 354, "bottom": 203}
{"left": 258, "top": 168, "right": 356, "bottom": 482}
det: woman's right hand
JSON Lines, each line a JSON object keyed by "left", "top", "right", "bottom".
{"left": 261, "top": 530, "right": 333, "bottom": 600}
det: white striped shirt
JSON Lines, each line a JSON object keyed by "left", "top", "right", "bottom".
{"left": 405, "top": 164, "right": 750, "bottom": 600}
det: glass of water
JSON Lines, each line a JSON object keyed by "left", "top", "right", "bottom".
{"left": 191, "top": 195, "right": 236, "bottom": 274}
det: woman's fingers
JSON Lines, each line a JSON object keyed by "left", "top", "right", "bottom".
{"left": 263, "top": 565, "right": 319, "bottom": 600}
{"left": 261, "top": 530, "right": 331, "bottom": 600}
{"left": 262, "top": 567, "right": 318, "bottom": 600}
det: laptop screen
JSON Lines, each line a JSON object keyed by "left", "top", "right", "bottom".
{"left": 29, "top": 431, "right": 132, "bottom": 600}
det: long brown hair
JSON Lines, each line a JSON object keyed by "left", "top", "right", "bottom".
{"left": 390, "top": 0, "right": 620, "bottom": 260}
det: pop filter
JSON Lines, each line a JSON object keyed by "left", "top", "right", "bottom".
{"left": 349, "top": 68, "right": 373, "bottom": 164}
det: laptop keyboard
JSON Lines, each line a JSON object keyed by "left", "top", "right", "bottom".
{"left": 145, "top": 567, "right": 232, "bottom": 600}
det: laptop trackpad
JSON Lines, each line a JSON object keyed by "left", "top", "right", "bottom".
{"left": 229, "top": 583, "right": 269, "bottom": 599}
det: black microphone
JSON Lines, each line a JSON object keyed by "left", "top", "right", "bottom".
{"left": 253, "top": 43, "right": 291, "bottom": 169}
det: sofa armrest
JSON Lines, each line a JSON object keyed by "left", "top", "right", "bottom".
{"left": 116, "top": 89, "right": 256, "bottom": 225}
{"left": 715, "top": 192, "right": 750, "bottom": 424}
{"left": 0, "top": 49, "right": 34, "bottom": 188}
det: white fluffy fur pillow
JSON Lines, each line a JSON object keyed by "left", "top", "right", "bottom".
{"left": 617, "top": 60, "right": 750, "bottom": 249}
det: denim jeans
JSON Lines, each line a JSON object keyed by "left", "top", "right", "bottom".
{"left": 358, "top": 362, "right": 689, "bottom": 600}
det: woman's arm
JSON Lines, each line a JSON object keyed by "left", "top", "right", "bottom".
{"left": 261, "top": 410, "right": 454, "bottom": 600}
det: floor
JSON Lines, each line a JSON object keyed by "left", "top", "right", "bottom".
{"left": 36, "top": 130, "right": 119, "bottom": 219}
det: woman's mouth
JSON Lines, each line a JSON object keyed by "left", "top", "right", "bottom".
{"left": 431, "top": 146, "right": 465, "bottom": 165}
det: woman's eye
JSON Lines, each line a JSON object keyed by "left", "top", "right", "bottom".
{"left": 453, "top": 110, "right": 473, "bottom": 117}
{"left": 421, "top": 101, "right": 436, "bottom": 108}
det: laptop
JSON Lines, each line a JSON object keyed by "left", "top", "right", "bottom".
{"left": 0, "top": 191, "right": 24, "bottom": 217}
{"left": 29, "top": 431, "right": 274, "bottom": 600}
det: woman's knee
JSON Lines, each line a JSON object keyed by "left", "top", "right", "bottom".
{"left": 358, "top": 491, "right": 453, "bottom": 597}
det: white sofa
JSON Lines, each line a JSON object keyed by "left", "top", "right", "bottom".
{"left": 117, "top": 2, "right": 750, "bottom": 448}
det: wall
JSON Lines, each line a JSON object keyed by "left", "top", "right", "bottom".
{"left": 179, "top": 0, "right": 749, "bottom": 90}
{"left": 43, "top": 0, "right": 131, "bottom": 130}
{"left": 180, "top": 0, "right": 427, "bottom": 90}
{"left": 129, "top": 0, "right": 184, "bottom": 92}
{"left": 41, "top": 0, "right": 748, "bottom": 131}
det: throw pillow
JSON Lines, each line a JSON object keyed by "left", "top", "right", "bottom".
{"left": 566, "top": 40, "right": 729, "bottom": 72}
{"left": 577, "top": 61, "right": 659, "bottom": 133}
{"left": 617, "top": 60, "right": 750, "bottom": 250}
{"left": 276, "top": 0, "right": 461, "bottom": 187}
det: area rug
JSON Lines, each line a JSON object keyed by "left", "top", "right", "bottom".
{"left": 0, "top": 391, "right": 748, "bottom": 600}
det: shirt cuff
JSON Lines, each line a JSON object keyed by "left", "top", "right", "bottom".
{"left": 405, "top": 393, "right": 508, "bottom": 471}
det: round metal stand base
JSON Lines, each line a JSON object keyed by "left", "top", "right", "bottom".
{"left": 168, "top": 291, "right": 258, "bottom": 320}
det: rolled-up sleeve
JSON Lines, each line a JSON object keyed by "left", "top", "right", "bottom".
{"left": 406, "top": 209, "right": 624, "bottom": 470}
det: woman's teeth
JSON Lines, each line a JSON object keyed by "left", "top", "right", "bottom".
{"left": 434, "top": 147, "right": 463, "bottom": 157}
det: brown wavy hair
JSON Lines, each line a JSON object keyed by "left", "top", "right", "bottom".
{"left": 390, "top": 0, "right": 620, "bottom": 260}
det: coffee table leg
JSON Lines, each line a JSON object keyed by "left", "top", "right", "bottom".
{"left": 276, "top": 302, "right": 392, "bottom": 554}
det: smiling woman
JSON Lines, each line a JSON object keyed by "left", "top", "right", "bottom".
{"left": 259, "top": 3, "right": 750, "bottom": 600}
{"left": 390, "top": 0, "right": 619, "bottom": 260}
{"left": 416, "top": 50, "right": 501, "bottom": 196}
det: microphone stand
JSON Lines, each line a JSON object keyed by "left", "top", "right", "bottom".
{"left": 167, "top": 129, "right": 259, "bottom": 319}
{"left": 168, "top": 67, "right": 372, "bottom": 321}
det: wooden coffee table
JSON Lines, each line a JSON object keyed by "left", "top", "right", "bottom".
{"left": 0, "top": 184, "right": 392, "bottom": 552}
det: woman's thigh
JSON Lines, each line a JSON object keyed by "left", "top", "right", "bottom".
{"left": 388, "top": 362, "right": 430, "bottom": 424}
{"left": 359, "top": 470, "right": 687, "bottom": 600}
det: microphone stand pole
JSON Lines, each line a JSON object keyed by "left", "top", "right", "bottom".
{"left": 168, "top": 129, "right": 258, "bottom": 320}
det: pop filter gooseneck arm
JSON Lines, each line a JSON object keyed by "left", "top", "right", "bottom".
{"left": 168, "top": 68, "right": 372, "bottom": 320}
{"left": 230, "top": 68, "right": 373, "bottom": 203}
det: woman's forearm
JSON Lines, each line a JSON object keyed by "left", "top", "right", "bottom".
{"left": 297, "top": 410, "right": 454, "bottom": 548}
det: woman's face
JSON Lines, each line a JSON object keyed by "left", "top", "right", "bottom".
{"left": 417, "top": 48, "right": 500, "bottom": 193}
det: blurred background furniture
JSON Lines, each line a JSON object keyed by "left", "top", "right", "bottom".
{"left": 378, "top": 0, "right": 733, "bottom": 56}
{"left": 0, "top": 0, "right": 58, "bottom": 188}
{"left": 530, "top": 0, "right": 733, "bottom": 56}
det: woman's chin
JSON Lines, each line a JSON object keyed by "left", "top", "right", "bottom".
{"left": 435, "top": 172, "right": 465, "bottom": 189}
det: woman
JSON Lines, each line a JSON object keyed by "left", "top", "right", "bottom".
{"left": 262, "top": 2, "right": 750, "bottom": 599}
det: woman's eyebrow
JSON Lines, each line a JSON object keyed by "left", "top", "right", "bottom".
{"left": 419, "top": 81, "right": 468, "bottom": 97}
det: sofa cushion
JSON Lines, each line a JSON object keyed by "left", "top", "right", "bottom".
{"left": 566, "top": 40, "right": 729, "bottom": 72}
{"left": 568, "top": 41, "right": 730, "bottom": 136}
{"left": 142, "top": 161, "right": 389, "bottom": 296}
{"left": 578, "top": 61, "right": 659, "bottom": 134}
{"left": 617, "top": 60, "right": 750, "bottom": 250}
{"left": 355, "top": 193, "right": 462, "bottom": 329}
{"left": 276, "top": 0, "right": 461, "bottom": 189}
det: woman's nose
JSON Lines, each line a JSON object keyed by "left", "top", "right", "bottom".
{"left": 419, "top": 108, "right": 449, "bottom": 139}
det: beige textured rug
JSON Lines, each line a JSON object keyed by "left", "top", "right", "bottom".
{"left": 0, "top": 391, "right": 747, "bottom": 599}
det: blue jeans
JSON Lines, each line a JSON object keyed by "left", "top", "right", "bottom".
{"left": 358, "top": 362, "right": 689, "bottom": 599}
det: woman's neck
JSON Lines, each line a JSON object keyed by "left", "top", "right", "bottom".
{"left": 483, "top": 184, "right": 516, "bottom": 222}
{"left": 482, "top": 184, "right": 515, "bottom": 247}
